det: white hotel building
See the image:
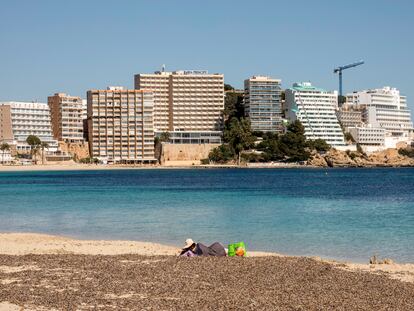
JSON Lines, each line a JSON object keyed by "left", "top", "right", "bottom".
{"left": 285, "top": 82, "right": 345, "bottom": 147}
{"left": 348, "top": 126, "right": 385, "bottom": 146}
{"left": 0, "top": 101, "right": 58, "bottom": 153}
{"left": 346, "top": 87, "right": 413, "bottom": 148}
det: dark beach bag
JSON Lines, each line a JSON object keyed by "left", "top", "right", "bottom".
{"left": 196, "top": 242, "right": 226, "bottom": 257}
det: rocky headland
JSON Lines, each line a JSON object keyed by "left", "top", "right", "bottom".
{"left": 308, "top": 148, "right": 414, "bottom": 168}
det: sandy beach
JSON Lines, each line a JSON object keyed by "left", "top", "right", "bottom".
{"left": 1, "top": 233, "right": 414, "bottom": 310}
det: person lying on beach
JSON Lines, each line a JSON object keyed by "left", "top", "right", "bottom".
{"left": 179, "top": 238, "right": 226, "bottom": 257}
{"left": 180, "top": 238, "right": 197, "bottom": 257}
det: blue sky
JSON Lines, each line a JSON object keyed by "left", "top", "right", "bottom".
{"left": 0, "top": 0, "right": 413, "bottom": 114}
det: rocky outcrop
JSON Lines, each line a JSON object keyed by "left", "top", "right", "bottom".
{"left": 308, "top": 148, "right": 414, "bottom": 168}
{"left": 323, "top": 149, "right": 358, "bottom": 167}
{"left": 307, "top": 153, "right": 328, "bottom": 167}
{"left": 58, "top": 142, "right": 90, "bottom": 161}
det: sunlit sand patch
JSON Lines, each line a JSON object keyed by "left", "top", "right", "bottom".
{"left": 0, "top": 302, "right": 21, "bottom": 311}
{"left": 0, "top": 265, "right": 40, "bottom": 273}
{"left": 1, "top": 278, "right": 20, "bottom": 285}
{"left": 104, "top": 293, "right": 147, "bottom": 299}
{"left": 332, "top": 262, "right": 414, "bottom": 284}
{"left": 119, "top": 259, "right": 168, "bottom": 264}
{"left": 0, "top": 302, "right": 55, "bottom": 311}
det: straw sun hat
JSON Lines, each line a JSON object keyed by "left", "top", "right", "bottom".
{"left": 184, "top": 238, "right": 195, "bottom": 248}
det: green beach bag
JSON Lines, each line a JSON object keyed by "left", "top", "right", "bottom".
{"left": 228, "top": 241, "right": 247, "bottom": 257}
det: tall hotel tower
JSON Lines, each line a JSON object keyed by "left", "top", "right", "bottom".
{"left": 48, "top": 93, "right": 85, "bottom": 143}
{"left": 87, "top": 87, "right": 156, "bottom": 163}
{"left": 135, "top": 69, "right": 224, "bottom": 144}
{"left": 244, "top": 76, "right": 283, "bottom": 132}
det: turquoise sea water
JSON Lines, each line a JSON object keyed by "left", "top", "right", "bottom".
{"left": 0, "top": 168, "right": 413, "bottom": 263}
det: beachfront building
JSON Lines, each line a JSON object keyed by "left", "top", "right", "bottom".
{"left": 48, "top": 93, "right": 85, "bottom": 143}
{"left": 335, "top": 104, "right": 363, "bottom": 130}
{"left": 0, "top": 101, "right": 58, "bottom": 153}
{"left": 346, "top": 87, "right": 413, "bottom": 143}
{"left": 134, "top": 69, "right": 224, "bottom": 144}
{"left": 285, "top": 82, "right": 346, "bottom": 147}
{"left": 87, "top": 87, "right": 156, "bottom": 164}
{"left": 348, "top": 126, "right": 385, "bottom": 146}
{"left": 244, "top": 76, "right": 283, "bottom": 132}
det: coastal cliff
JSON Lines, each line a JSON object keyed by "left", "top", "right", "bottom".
{"left": 308, "top": 148, "right": 414, "bottom": 167}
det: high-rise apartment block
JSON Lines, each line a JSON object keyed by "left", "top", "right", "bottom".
{"left": 87, "top": 87, "right": 156, "bottom": 163}
{"left": 135, "top": 70, "right": 224, "bottom": 144}
{"left": 48, "top": 93, "right": 85, "bottom": 143}
{"left": 0, "top": 102, "right": 58, "bottom": 153}
{"left": 346, "top": 87, "right": 413, "bottom": 138}
{"left": 285, "top": 82, "right": 345, "bottom": 147}
{"left": 244, "top": 76, "right": 283, "bottom": 132}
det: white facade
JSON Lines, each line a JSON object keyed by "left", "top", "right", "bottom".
{"left": 0, "top": 150, "right": 13, "bottom": 163}
{"left": 285, "top": 82, "right": 345, "bottom": 146}
{"left": 82, "top": 99, "right": 87, "bottom": 120}
{"left": 348, "top": 126, "right": 385, "bottom": 146}
{"left": 346, "top": 87, "right": 413, "bottom": 138}
{"left": 0, "top": 102, "right": 58, "bottom": 152}
{"left": 244, "top": 76, "right": 283, "bottom": 132}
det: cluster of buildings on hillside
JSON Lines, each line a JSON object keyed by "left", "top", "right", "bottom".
{"left": 0, "top": 68, "right": 413, "bottom": 164}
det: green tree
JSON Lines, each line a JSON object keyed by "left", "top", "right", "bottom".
{"left": 338, "top": 95, "right": 347, "bottom": 105}
{"left": 224, "top": 92, "right": 244, "bottom": 123}
{"left": 159, "top": 131, "right": 170, "bottom": 142}
{"left": 153, "top": 136, "right": 163, "bottom": 163}
{"left": 344, "top": 132, "right": 355, "bottom": 143}
{"left": 398, "top": 147, "right": 414, "bottom": 158}
{"left": 256, "top": 133, "right": 284, "bottom": 161}
{"left": 224, "top": 118, "right": 256, "bottom": 164}
{"left": 307, "top": 139, "right": 330, "bottom": 152}
{"left": 0, "top": 142, "right": 11, "bottom": 164}
{"left": 26, "top": 135, "right": 41, "bottom": 147}
{"left": 224, "top": 84, "right": 234, "bottom": 91}
{"left": 278, "top": 121, "right": 310, "bottom": 162}
{"left": 356, "top": 143, "right": 364, "bottom": 154}
{"left": 208, "top": 144, "right": 234, "bottom": 164}
{"left": 26, "top": 135, "right": 41, "bottom": 164}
